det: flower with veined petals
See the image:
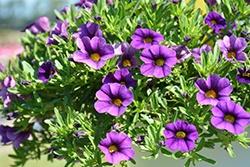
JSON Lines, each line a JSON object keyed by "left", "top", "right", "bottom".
{"left": 73, "top": 22, "right": 102, "bottom": 39}
{"left": 24, "top": 16, "right": 50, "bottom": 35}
{"left": 117, "top": 43, "right": 137, "bottom": 69}
{"left": 204, "top": 11, "right": 226, "bottom": 33}
{"left": 236, "top": 68, "right": 250, "bottom": 84}
{"left": 47, "top": 21, "right": 68, "bottom": 45}
{"left": 37, "top": 61, "right": 56, "bottom": 83}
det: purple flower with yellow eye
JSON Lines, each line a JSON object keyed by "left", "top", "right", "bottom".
{"left": 195, "top": 74, "right": 233, "bottom": 106}
{"left": 164, "top": 120, "right": 199, "bottom": 153}
{"left": 94, "top": 83, "right": 134, "bottom": 116}
{"left": 73, "top": 22, "right": 102, "bottom": 39}
{"left": 98, "top": 131, "right": 135, "bottom": 165}
{"left": 117, "top": 43, "right": 137, "bottom": 69}
{"left": 140, "top": 45, "right": 177, "bottom": 78}
{"left": 131, "top": 28, "right": 164, "bottom": 49}
{"left": 0, "top": 76, "right": 16, "bottom": 108}
{"left": 103, "top": 69, "right": 136, "bottom": 88}
{"left": 0, "top": 125, "right": 30, "bottom": 148}
{"left": 172, "top": 45, "right": 191, "bottom": 63}
{"left": 192, "top": 44, "right": 212, "bottom": 62}
{"left": 24, "top": 16, "right": 50, "bottom": 35}
{"left": 72, "top": 37, "right": 114, "bottom": 70}
{"left": 47, "top": 21, "right": 68, "bottom": 45}
{"left": 218, "top": 35, "right": 247, "bottom": 62}
{"left": 236, "top": 68, "right": 250, "bottom": 84}
{"left": 37, "top": 61, "right": 56, "bottom": 83}
{"left": 204, "top": 11, "right": 226, "bottom": 33}
{"left": 211, "top": 100, "right": 250, "bottom": 135}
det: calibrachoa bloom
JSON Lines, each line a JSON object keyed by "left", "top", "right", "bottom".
{"left": 236, "top": 68, "right": 250, "bottom": 84}
{"left": 131, "top": 28, "right": 164, "bottom": 49}
{"left": 204, "top": 11, "right": 226, "bottom": 33}
{"left": 172, "top": 45, "right": 191, "bottom": 63}
{"left": 47, "top": 21, "right": 68, "bottom": 45}
{"left": 211, "top": 100, "right": 250, "bottom": 134}
{"left": 73, "top": 22, "right": 102, "bottom": 39}
{"left": 140, "top": 45, "right": 177, "bottom": 78}
{"left": 195, "top": 74, "right": 233, "bottom": 106}
{"left": 75, "top": 0, "right": 96, "bottom": 9}
{"left": 218, "top": 35, "right": 247, "bottom": 62}
{"left": 0, "top": 125, "right": 30, "bottom": 148}
{"left": 98, "top": 131, "right": 135, "bottom": 165}
{"left": 0, "top": 76, "right": 16, "bottom": 107}
{"left": 205, "top": 0, "right": 217, "bottom": 6}
{"left": 24, "top": 16, "right": 50, "bottom": 35}
{"left": 94, "top": 83, "right": 134, "bottom": 116}
{"left": 103, "top": 69, "right": 136, "bottom": 88}
{"left": 192, "top": 44, "right": 212, "bottom": 62}
{"left": 37, "top": 61, "right": 56, "bottom": 83}
{"left": 72, "top": 37, "right": 114, "bottom": 70}
{"left": 117, "top": 43, "right": 137, "bottom": 69}
{"left": 164, "top": 120, "right": 199, "bottom": 152}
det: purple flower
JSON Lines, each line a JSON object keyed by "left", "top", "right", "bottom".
{"left": 24, "top": 16, "right": 50, "bottom": 35}
{"left": 103, "top": 69, "right": 136, "bottom": 88}
{"left": 37, "top": 61, "right": 56, "bottom": 83}
{"left": 192, "top": 44, "right": 212, "bottom": 62}
{"left": 75, "top": 0, "right": 96, "bottom": 9}
{"left": 94, "top": 83, "right": 134, "bottom": 116}
{"left": 211, "top": 100, "right": 250, "bottom": 134}
{"left": 204, "top": 11, "right": 226, "bottom": 33}
{"left": 218, "top": 35, "right": 247, "bottom": 62}
{"left": 98, "top": 131, "right": 135, "bottom": 165}
{"left": 164, "top": 120, "right": 199, "bottom": 152}
{"left": 0, "top": 125, "right": 30, "bottom": 148}
{"left": 236, "top": 68, "right": 250, "bottom": 84}
{"left": 205, "top": 0, "right": 217, "bottom": 6}
{"left": 47, "top": 21, "right": 68, "bottom": 45}
{"left": 172, "top": 45, "right": 191, "bottom": 63}
{"left": 0, "top": 76, "right": 16, "bottom": 107}
{"left": 131, "top": 28, "right": 164, "bottom": 49}
{"left": 72, "top": 37, "right": 114, "bottom": 70}
{"left": 195, "top": 74, "right": 233, "bottom": 106}
{"left": 140, "top": 45, "right": 177, "bottom": 78}
{"left": 73, "top": 22, "right": 102, "bottom": 39}
{"left": 117, "top": 43, "right": 137, "bottom": 69}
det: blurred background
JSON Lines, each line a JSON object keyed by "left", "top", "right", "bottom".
{"left": 0, "top": 0, "right": 249, "bottom": 167}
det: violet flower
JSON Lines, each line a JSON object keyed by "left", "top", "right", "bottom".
{"left": 102, "top": 69, "right": 136, "bottom": 88}
{"left": 98, "top": 131, "right": 135, "bottom": 165}
{"left": 164, "top": 120, "right": 199, "bottom": 152}
{"left": 37, "top": 61, "right": 56, "bottom": 83}
{"left": 0, "top": 125, "right": 30, "bottom": 148}
{"left": 204, "top": 11, "right": 226, "bottom": 33}
{"left": 73, "top": 22, "right": 102, "bottom": 39}
{"left": 195, "top": 74, "right": 233, "bottom": 106}
{"left": 236, "top": 68, "right": 250, "bottom": 84}
{"left": 192, "top": 44, "right": 212, "bottom": 62}
{"left": 140, "top": 45, "right": 177, "bottom": 78}
{"left": 72, "top": 37, "right": 114, "bottom": 70}
{"left": 172, "top": 45, "right": 191, "bottom": 63}
{"left": 205, "top": 0, "right": 217, "bottom": 6}
{"left": 0, "top": 76, "right": 16, "bottom": 108}
{"left": 94, "top": 83, "right": 134, "bottom": 116}
{"left": 117, "top": 43, "right": 137, "bottom": 69}
{"left": 218, "top": 35, "right": 247, "bottom": 62}
{"left": 211, "top": 100, "right": 250, "bottom": 134}
{"left": 47, "top": 21, "right": 68, "bottom": 45}
{"left": 24, "top": 16, "right": 50, "bottom": 35}
{"left": 75, "top": 0, "right": 97, "bottom": 9}
{"left": 131, "top": 28, "right": 164, "bottom": 49}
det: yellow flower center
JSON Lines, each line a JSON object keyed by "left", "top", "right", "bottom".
{"left": 112, "top": 98, "right": 122, "bottom": 107}
{"left": 144, "top": 37, "right": 153, "bottom": 43}
{"left": 176, "top": 131, "right": 186, "bottom": 139}
{"left": 205, "top": 90, "right": 217, "bottom": 99}
{"left": 108, "top": 145, "right": 118, "bottom": 153}
{"left": 242, "top": 72, "right": 250, "bottom": 77}
{"left": 155, "top": 58, "right": 165, "bottom": 66}
{"left": 224, "top": 114, "right": 235, "bottom": 123}
{"left": 211, "top": 20, "right": 217, "bottom": 24}
{"left": 122, "top": 59, "right": 132, "bottom": 67}
{"left": 227, "top": 52, "right": 236, "bottom": 59}
{"left": 90, "top": 53, "right": 101, "bottom": 62}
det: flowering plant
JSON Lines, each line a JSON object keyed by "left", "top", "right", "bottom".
{"left": 0, "top": 0, "right": 250, "bottom": 166}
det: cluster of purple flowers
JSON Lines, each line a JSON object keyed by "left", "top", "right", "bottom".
{"left": 0, "top": 76, "right": 16, "bottom": 108}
